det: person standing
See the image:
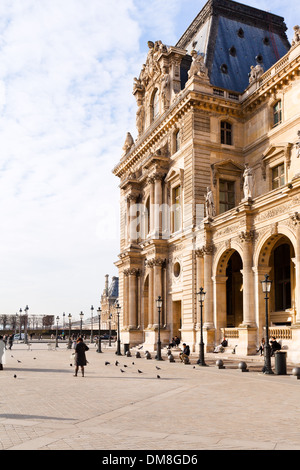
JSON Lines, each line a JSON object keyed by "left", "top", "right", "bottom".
{"left": 74, "top": 337, "right": 89, "bottom": 377}
{"left": 8, "top": 335, "right": 14, "bottom": 350}
{"left": 0, "top": 336, "right": 6, "bottom": 370}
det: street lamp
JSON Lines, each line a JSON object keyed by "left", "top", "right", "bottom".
{"left": 90, "top": 305, "right": 94, "bottom": 343}
{"left": 68, "top": 313, "right": 72, "bottom": 349}
{"left": 156, "top": 296, "right": 163, "bottom": 361}
{"left": 19, "top": 309, "right": 22, "bottom": 339}
{"left": 261, "top": 274, "right": 273, "bottom": 375}
{"left": 24, "top": 305, "right": 29, "bottom": 344}
{"left": 115, "top": 302, "right": 121, "bottom": 356}
{"left": 196, "top": 287, "right": 207, "bottom": 366}
{"left": 55, "top": 316, "right": 59, "bottom": 348}
{"left": 108, "top": 311, "right": 112, "bottom": 347}
{"left": 97, "top": 307, "right": 102, "bottom": 353}
{"left": 15, "top": 313, "right": 18, "bottom": 336}
{"left": 80, "top": 311, "right": 84, "bottom": 336}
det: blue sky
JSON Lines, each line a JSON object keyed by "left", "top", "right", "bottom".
{"left": 0, "top": 0, "right": 298, "bottom": 320}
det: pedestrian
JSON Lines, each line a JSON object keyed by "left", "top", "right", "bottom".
{"left": 179, "top": 343, "right": 190, "bottom": 363}
{"left": 8, "top": 335, "right": 14, "bottom": 350}
{"left": 257, "top": 338, "right": 265, "bottom": 356}
{"left": 74, "top": 337, "right": 89, "bottom": 377}
{"left": 0, "top": 336, "right": 6, "bottom": 370}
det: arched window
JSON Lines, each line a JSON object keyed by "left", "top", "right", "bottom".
{"left": 175, "top": 129, "right": 180, "bottom": 153}
{"left": 152, "top": 89, "right": 160, "bottom": 121}
{"left": 221, "top": 121, "right": 232, "bottom": 145}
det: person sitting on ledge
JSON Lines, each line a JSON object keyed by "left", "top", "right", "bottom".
{"left": 270, "top": 336, "right": 281, "bottom": 356}
{"left": 214, "top": 337, "right": 228, "bottom": 353}
{"left": 179, "top": 343, "right": 190, "bottom": 362}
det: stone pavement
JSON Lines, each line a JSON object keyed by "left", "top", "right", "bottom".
{"left": 1, "top": 341, "right": 300, "bottom": 451}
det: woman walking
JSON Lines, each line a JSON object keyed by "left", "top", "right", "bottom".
{"left": 74, "top": 337, "right": 89, "bottom": 377}
{"left": 0, "top": 336, "right": 6, "bottom": 370}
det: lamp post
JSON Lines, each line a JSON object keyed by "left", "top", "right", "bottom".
{"left": 90, "top": 305, "right": 94, "bottom": 343}
{"left": 15, "top": 313, "right": 18, "bottom": 336}
{"left": 115, "top": 302, "right": 121, "bottom": 356}
{"left": 108, "top": 311, "right": 112, "bottom": 347}
{"left": 261, "top": 274, "right": 274, "bottom": 375}
{"left": 156, "top": 296, "right": 163, "bottom": 361}
{"left": 24, "top": 305, "right": 29, "bottom": 344}
{"left": 97, "top": 307, "right": 102, "bottom": 353}
{"left": 80, "top": 311, "right": 84, "bottom": 336}
{"left": 68, "top": 313, "right": 72, "bottom": 349}
{"left": 19, "top": 308, "right": 22, "bottom": 339}
{"left": 55, "top": 316, "right": 59, "bottom": 348}
{"left": 196, "top": 287, "right": 207, "bottom": 366}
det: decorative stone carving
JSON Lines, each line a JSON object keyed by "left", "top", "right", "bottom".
{"left": 295, "top": 130, "right": 300, "bottom": 158}
{"left": 205, "top": 186, "right": 216, "bottom": 219}
{"left": 136, "top": 104, "right": 145, "bottom": 136}
{"left": 160, "top": 65, "right": 170, "bottom": 110}
{"left": 242, "top": 163, "right": 254, "bottom": 201}
{"left": 290, "top": 212, "right": 300, "bottom": 226}
{"left": 188, "top": 50, "right": 209, "bottom": 80}
{"left": 122, "top": 132, "right": 134, "bottom": 153}
{"left": 239, "top": 230, "right": 255, "bottom": 242}
{"left": 249, "top": 64, "right": 264, "bottom": 83}
{"left": 291, "top": 25, "right": 300, "bottom": 47}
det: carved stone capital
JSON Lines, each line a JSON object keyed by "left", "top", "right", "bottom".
{"left": 290, "top": 212, "right": 300, "bottom": 226}
{"left": 239, "top": 230, "right": 255, "bottom": 242}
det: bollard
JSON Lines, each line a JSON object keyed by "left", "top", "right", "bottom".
{"left": 126, "top": 350, "right": 131, "bottom": 357}
{"left": 292, "top": 367, "right": 300, "bottom": 380}
{"left": 216, "top": 359, "right": 225, "bottom": 369}
{"left": 123, "top": 343, "right": 130, "bottom": 355}
{"left": 238, "top": 361, "right": 249, "bottom": 372}
{"left": 275, "top": 351, "right": 287, "bottom": 375}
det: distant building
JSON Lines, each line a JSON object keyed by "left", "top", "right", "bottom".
{"left": 113, "top": 0, "right": 300, "bottom": 361}
{"left": 100, "top": 274, "right": 119, "bottom": 331}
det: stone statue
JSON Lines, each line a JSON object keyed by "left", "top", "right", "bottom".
{"left": 188, "top": 50, "right": 208, "bottom": 79}
{"left": 136, "top": 104, "right": 145, "bottom": 136}
{"left": 292, "top": 25, "right": 300, "bottom": 47}
{"left": 205, "top": 186, "right": 216, "bottom": 218}
{"left": 161, "top": 65, "right": 170, "bottom": 110}
{"left": 122, "top": 132, "right": 134, "bottom": 153}
{"left": 296, "top": 130, "right": 300, "bottom": 158}
{"left": 243, "top": 163, "right": 254, "bottom": 200}
{"left": 249, "top": 64, "right": 264, "bottom": 84}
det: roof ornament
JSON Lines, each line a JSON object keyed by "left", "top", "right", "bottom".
{"left": 122, "top": 132, "right": 134, "bottom": 153}
{"left": 291, "top": 25, "right": 300, "bottom": 47}
{"left": 188, "top": 50, "right": 209, "bottom": 80}
{"left": 249, "top": 64, "right": 264, "bottom": 84}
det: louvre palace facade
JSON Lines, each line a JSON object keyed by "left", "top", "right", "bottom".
{"left": 113, "top": 0, "right": 300, "bottom": 361}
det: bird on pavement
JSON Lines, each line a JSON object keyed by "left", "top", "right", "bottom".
{"left": 138, "top": 369, "right": 143, "bottom": 374}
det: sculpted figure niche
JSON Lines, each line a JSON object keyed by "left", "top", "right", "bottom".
{"left": 242, "top": 163, "right": 255, "bottom": 200}
{"left": 249, "top": 64, "right": 264, "bottom": 84}
{"left": 161, "top": 65, "right": 170, "bottom": 110}
{"left": 205, "top": 186, "right": 216, "bottom": 219}
{"left": 292, "top": 25, "right": 300, "bottom": 47}
{"left": 136, "top": 103, "right": 145, "bottom": 137}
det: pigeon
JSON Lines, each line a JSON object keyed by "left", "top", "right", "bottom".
{"left": 120, "top": 369, "right": 125, "bottom": 373}
{"left": 115, "top": 361, "right": 119, "bottom": 366}
{"left": 14, "top": 375, "right": 17, "bottom": 378}
{"left": 123, "top": 364, "right": 128, "bottom": 368}
{"left": 156, "top": 366, "right": 161, "bottom": 370}
{"left": 11, "top": 355, "right": 14, "bottom": 358}
{"left": 105, "top": 361, "right": 110, "bottom": 366}
{"left": 138, "top": 369, "right": 143, "bottom": 374}
{"left": 132, "top": 362, "right": 135, "bottom": 365}
{"left": 33, "top": 358, "right": 36, "bottom": 360}
{"left": 157, "top": 375, "right": 160, "bottom": 379}
{"left": 70, "top": 364, "right": 73, "bottom": 367}
{"left": 17, "top": 360, "right": 21, "bottom": 363}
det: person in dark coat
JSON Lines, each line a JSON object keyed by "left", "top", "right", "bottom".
{"left": 74, "top": 337, "right": 89, "bottom": 377}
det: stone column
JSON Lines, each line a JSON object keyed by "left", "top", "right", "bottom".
{"left": 128, "top": 269, "right": 139, "bottom": 329}
{"left": 253, "top": 266, "right": 272, "bottom": 341}
{"left": 291, "top": 214, "right": 300, "bottom": 322}
{"left": 153, "top": 258, "right": 164, "bottom": 327}
{"left": 195, "top": 249, "right": 204, "bottom": 329}
{"left": 127, "top": 194, "right": 139, "bottom": 244}
{"left": 154, "top": 174, "right": 163, "bottom": 238}
{"left": 123, "top": 270, "right": 129, "bottom": 328}
{"left": 148, "top": 177, "right": 155, "bottom": 236}
{"left": 203, "top": 245, "right": 214, "bottom": 329}
{"left": 148, "top": 263, "right": 154, "bottom": 328}
{"left": 213, "top": 275, "right": 228, "bottom": 341}
{"left": 240, "top": 231, "right": 256, "bottom": 327}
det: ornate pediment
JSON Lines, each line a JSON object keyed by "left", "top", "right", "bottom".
{"left": 211, "top": 160, "right": 244, "bottom": 186}
{"left": 261, "top": 142, "right": 293, "bottom": 179}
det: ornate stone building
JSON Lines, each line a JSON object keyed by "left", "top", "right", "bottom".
{"left": 100, "top": 274, "right": 119, "bottom": 332}
{"left": 113, "top": 0, "right": 300, "bottom": 361}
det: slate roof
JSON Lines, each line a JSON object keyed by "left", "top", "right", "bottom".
{"left": 177, "top": 0, "right": 290, "bottom": 93}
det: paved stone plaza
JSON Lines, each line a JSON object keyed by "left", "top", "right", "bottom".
{"left": 0, "top": 341, "right": 300, "bottom": 451}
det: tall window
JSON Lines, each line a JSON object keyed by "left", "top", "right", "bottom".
{"left": 219, "top": 180, "right": 235, "bottom": 213}
{"left": 145, "top": 197, "right": 150, "bottom": 236}
{"left": 272, "top": 163, "right": 285, "bottom": 189}
{"left": 221, "top": 121, "right": 232, "bottom": 145}
{"left": 273, "top": 101, "right": 282, "bottom": 127}
{"left": 152, "top": 89, "right": 159, "bottom": 121}
{"left": 274, "top": 244, "right": 291, "bottom": 311}
{"left": 175, "top": 130, "right": 180, "bottom": 153}
{"left": 173, "top": 186, "right": 181, "bottom": 232}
